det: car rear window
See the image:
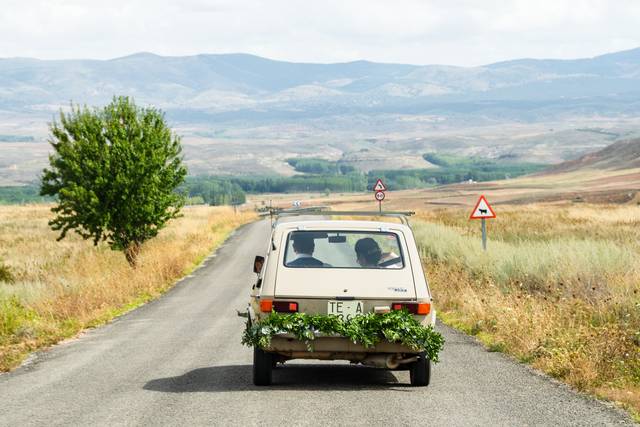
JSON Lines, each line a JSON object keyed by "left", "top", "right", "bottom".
{"left": 283, "top": 230, "right": 404, "bottom": 269}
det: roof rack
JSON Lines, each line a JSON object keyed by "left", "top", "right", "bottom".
{"left": 261, "top": 207, "right": 415, "bottom": 225}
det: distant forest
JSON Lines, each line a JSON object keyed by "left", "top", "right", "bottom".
{"left": 0, "top": 154, "right": 545, "bottom": 205}
{"left": 182, "top": 155, "right": 544, "bottom": 205}
{"left": 0, "top": 134, "right": 35, "bottom": 143}
{"left": 0, "top": 186, "right": 51, "bottom": 205}
{"left": 286, "top": 158, "right": 356, "bottom": 175}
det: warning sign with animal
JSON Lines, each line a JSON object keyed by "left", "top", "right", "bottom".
{"left": 469, "top": 195, "right": 496, "bottom": 219}
{"left": 469, "top": 195, "right": 496, "bottom": 250}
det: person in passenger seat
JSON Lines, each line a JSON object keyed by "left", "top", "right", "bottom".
{"left": 287, "top": 234, "right": 324, "bottom": 267}
{"left": 355, "top": 237, "right": 402, "bottom": 268}
{"left": 354, "top": 237, "right": 382, "bottom": 267}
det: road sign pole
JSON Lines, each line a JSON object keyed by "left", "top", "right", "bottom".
{"left": 481, "top": 218, "right": 487, "bottom": 251}
{"left": 373, "top": 182, "right": 386, "bottom": 214}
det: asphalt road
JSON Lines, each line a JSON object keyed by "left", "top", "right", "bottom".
{"left": 0, "top": 220, "right": 634, "bottom": 426}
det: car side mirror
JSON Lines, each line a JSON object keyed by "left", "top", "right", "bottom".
{"left": 253, "top": 256, "right": 265, "bottom": 274}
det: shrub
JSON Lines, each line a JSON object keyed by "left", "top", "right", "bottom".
{"left": 0, "top": 261, "right": 13, "bottom": 284}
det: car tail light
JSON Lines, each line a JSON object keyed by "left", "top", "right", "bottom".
{"left": 391, "top": 302, "right": 430, "bottom": 315}
{"left": 391, "top": 303, "right": 403, "bottom": 311}
{"left": 417, "top": 303, "right": 431, "bottom": 315}
{"left": 273, "top": 301, "right": 299, "bottom": 313}
{"left": 260, "top": 299, "right": 273, "bottom": 312}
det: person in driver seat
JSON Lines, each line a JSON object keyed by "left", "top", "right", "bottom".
{"left": 287, "top": 234, "right": 324, "bottom": 267}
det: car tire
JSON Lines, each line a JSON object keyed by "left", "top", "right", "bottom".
{"left": 409, "top": 352, "right": 431, "bottom": 387}
{"left": 253, "top": 347, "right": 273, "bottom": 386}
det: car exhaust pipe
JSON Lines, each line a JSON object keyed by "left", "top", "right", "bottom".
{"left": 361, "top": 354, "right": 418, "bottom": 369}
{"left": 360, "top": 355, "right": 392, "bottom": 368}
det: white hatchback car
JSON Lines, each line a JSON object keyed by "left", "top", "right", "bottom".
{"left": 247, "top": 210, "right": 436, "bottom": 386}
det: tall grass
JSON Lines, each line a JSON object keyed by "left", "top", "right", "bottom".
{"left": 414, "top": 222, "right": 636, "bottom": 298}
{"left": 414, "top": 204, "right": 640, "bottom": 417}
{"left": 0, "top": 204, "right": 255, "bottom": 371}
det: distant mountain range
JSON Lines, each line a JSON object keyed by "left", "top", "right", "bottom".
{"left": 2, "top": 48, "right": 640, "bottom": 121}
{"left": 3, "top": 48, "right": 640, "bottom": 185}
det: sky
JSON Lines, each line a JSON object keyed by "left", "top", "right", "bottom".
{"left": 2, "top": 0, "right": 640, "bottom": 66}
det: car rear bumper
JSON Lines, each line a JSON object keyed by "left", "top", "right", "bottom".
{"left": 266, "top": 334, "right": 417, "bottom": 355}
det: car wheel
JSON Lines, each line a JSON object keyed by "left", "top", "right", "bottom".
{"left": 253, "top": 347, "right": 273, "bottom": 386}
{"left": 409, "top": 352, "right": 431, "bottom": 387}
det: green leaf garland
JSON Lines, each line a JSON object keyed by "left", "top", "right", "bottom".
{"left": 242, "top": 309, "right": 445, "bottom": 363}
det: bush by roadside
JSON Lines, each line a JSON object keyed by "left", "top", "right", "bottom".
{"left": 0, "top": 260, "right": 13, "bottom": 283}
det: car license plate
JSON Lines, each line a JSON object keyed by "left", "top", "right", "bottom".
{"left": 327, "top": 300, "right": 364, "bottom": 321}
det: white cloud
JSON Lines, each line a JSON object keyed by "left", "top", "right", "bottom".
{"left": 1, "top": 0, "right": 639, "bottom": 65}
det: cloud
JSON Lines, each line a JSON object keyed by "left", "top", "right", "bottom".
{"left": 1, "top": 0, "right": 639, "bottom": 65}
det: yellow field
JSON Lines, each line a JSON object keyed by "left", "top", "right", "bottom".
{"left": 413, "top": 204, "right": 640, "bottom": 417}
{"left": 3, "top": 176, "right": 640, "bottom": 418}
{"left": 0, "top": 205, "right": 255, "bottom": 371}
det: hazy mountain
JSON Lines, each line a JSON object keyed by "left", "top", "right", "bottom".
{"left": 3, "top": 48, "right": 640, "bottom": 185}
{"left": 2, "top": 48, "right": 640, "bottom": 121}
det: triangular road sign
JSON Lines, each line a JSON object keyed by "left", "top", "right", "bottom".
{"left": 469, "top": 195, "right": 497, "bottom": 219}
{"left": 373, "top": 179, "right": 387, "bottom": 192}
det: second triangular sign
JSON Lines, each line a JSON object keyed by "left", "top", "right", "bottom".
{"left": 373, "top": 179, "right": 387, "bottom": 192}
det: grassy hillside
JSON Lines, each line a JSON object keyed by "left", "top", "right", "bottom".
{"left": 0, "top": 205, "right": 255, "bottom": 371}
{"left": 545, "top": 138, "right": 640, "bottom": 173}
{"left": 414, "top": 204, "right": 640, "bottom": 418}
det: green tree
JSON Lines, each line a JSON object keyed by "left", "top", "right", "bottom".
{"left": 40, "top": 96, "right": 187, "bottom": 266}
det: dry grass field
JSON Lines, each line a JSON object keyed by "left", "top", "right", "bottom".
{"left": 0, "top": 205, "right": 255, "bottom": 371}
{"left": 415, "top": 204, "right": 640, "bottom": 418}
{"left": 2, "top": 163, "right": 639, "bottom": 418}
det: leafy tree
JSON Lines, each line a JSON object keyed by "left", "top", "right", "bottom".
{"left": 41, "top": 97, "right": 187, "bottom": 266}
